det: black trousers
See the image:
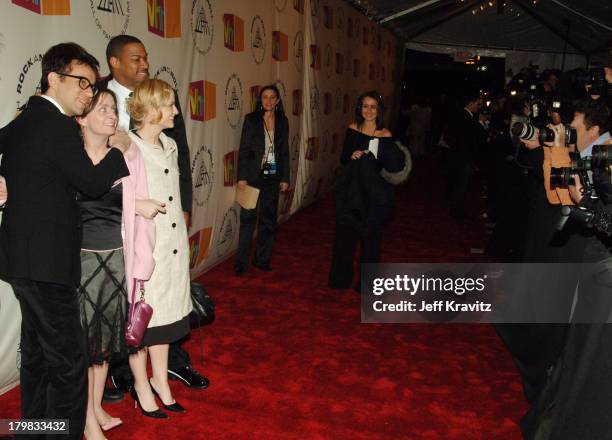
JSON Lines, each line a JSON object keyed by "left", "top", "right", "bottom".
{"left": 446, "top": 152, "right": 474, "bottom": 217}
{"left": 236, "top": 178, "right": 280, "bottom": 267}
{"left": 10, "top": 278, "right": 87, "bottom": 440}
{"left": 328, "top": 223, "right": 383, "bottom": 289}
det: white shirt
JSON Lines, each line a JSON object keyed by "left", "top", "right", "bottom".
{"left": 106, "top": 78, "right": 132, "bottom": 131}
{"left": 41, "top": 95, "right": 65, "bottom": 115}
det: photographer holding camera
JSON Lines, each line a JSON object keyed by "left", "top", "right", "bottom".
{"left": 524, "top": 97, "right": 612, "bottom": 439}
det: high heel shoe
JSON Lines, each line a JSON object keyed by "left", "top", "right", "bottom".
{"left": 130, "top": 387, "right": 169, "bottom": 419}
{"left": 149, "top": 379, "right": 187, "bottom": 413}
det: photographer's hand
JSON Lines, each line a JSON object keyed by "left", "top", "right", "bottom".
{"left": 545, "top": 123, "right": 566, "bottom": 148}
{"left": 521, "top": 138, "right": 541, "bottom": 150}
{"left": 569, "top": 175, "right": 584, "bottom": 204}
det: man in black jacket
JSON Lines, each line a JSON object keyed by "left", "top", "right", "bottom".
{"left": 0, "top": 43, "right": 130, "bottom": 440}
{"left": 99, "top": 35, "right": 209, "bottom": 395}
{"left": 445, "top": 93, "right": 486, "bottom": 219}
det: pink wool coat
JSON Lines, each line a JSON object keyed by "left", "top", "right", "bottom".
{"left": 122, "top": 142, "right": 156, "bottom": 300}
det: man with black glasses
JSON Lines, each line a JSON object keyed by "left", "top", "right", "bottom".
{"left": 0, "top": 43, "right": 129, "bottom": 439}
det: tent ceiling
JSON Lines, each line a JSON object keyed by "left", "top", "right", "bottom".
{"left": 346, "top": 0, "right": 612, "bottom": 56}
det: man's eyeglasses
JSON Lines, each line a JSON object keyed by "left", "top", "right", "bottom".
{"left": 56, "top": 72, "right": 97, "bottom": 93}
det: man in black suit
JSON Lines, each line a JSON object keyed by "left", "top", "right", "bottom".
{"left": 0, "top": 43, "right": 130, "bottom": 440}
{"left": 99, "top": 35, "right": 209, "bottom": 394}
{"left": 445, "top": 93, "right": 486, "bottom": 219}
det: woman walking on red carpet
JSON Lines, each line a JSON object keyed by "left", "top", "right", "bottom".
{"left": 126, "top": 79, "right": 193, "bottom": 418}
{"left": 328, "top": 91, "right": 410, "bottom": 290}
{"left": 234, "top": 85, "right": 290, "bottom": 275}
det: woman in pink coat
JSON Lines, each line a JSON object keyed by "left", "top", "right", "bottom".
{"left": 74, "top": 89, "right": 162, "bottom": 439}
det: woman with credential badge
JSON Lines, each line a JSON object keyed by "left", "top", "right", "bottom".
{"left": 235, "top": 85, "right": 290, "bottom": 275}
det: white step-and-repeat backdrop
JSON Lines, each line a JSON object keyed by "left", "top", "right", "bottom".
{"left": 0, "top": 0, "right": 399, "bottom": 394}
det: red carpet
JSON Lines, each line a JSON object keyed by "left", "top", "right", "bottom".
{"left": 0, "top": 159, "right": 527, "bottom": 439}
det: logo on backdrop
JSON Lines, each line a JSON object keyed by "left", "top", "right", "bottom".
{"left": 272, "top": 31, "right": 288, "bottom": 61}
{"left": 147, "top": 0, "right": 181, "bottom": 38}
{"left": 305, "top": 137, "right": 319, "bottom": 161}
{"left": 189, "top": 227, "right": 213, "bottom": 269}
{"left": 217, "top": 207, "right": 238, "bottom": 258}
{"left": 310, "top": 0, "right": 319, "bottom": 28}
{"left": 335, "top": 52, "right": 344, "bottom": 75}
{"left": 336, "top": 6, "right": 345, "bottom": 38}
{"left": 324, "top": 44, "right": 333, "bottom": 78}
{"left": 293, "top": 32, "right": 304, "bottom": 72}
{"left": 188, "top": 80, "right": 216, "bottom": 121}
{"left": 322, "top": 129, "right": 331, "bottom": 153}
{"left": 12, "top": 0, "right": 70, "bottom": 15}
{"left": 291, "top": 133, "right": 301, "bottom": 163}
{"left": 275, "top": 0, "right": 287, "bottom": 12}
{"left": 14, "top": 52, "right": 43, "bottom": 110}
{"left": 90, "top": 0, "right": 131, "bottom": 40}
{"left": 310, "top": 86, "right": 320, "bottom": 116}
{"left": 225, "top": 73, "right": 243, "bottom": 129}
{"left": 323, "top": 92, "right": 332, "bottom": 115}
{"left": 223, "top": 14, "right": 244, "bottom": 52}
{"left": 223, "top": 151, "right": 238, "bottom": 186}
{"left": 309, "top": 45, "right": 321, "bottom": 70}
{"left": 274, "top": 79, "right": 287, "bottom": 104}
{"left": 332, "top": 132, "right": 340, "bottom": 154}
{"left": 153, "top": 65, "right": 179, "bottom": 90}
{"left": 292, "top": 89, "right": 302, "bottom": 116}
{"left": 191, "top": 0, "right": 214, "bottom": 56}
{"left": 250, "top": 16, "right": 266, "bottom": 64}
{"left": 323, "top": 5, "right": 333, "bottom": 29}
{"left": 250, "top": 85, "right": 261, "bottom": 112}
{"left": 293, "top": 0, "right": 304, "bottom": 14}
{"left": 191, "top": 144, "right": 215, "bottom": 208}
{"left": 334, "top": 88, "right": 342, "bottom": 112}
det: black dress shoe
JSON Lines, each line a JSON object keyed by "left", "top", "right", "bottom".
{"left": 252, "top": 261, "right": 272, "bottom": 271}
{"left": 102, "top": 386, "right": 124, "bottom": 404}
{"left": 168, "top": 365, "right": 210, "bottom": 389}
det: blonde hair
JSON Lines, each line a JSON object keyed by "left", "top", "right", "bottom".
{"left": 127, "top": 78, "right": 174, "bottom": 128}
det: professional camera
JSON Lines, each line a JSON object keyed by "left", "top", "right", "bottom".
{"left": 559, "top": 203, "right": 612, "bottom": 236}
{"left": 576, "top": 67, "right": 612, "bottom": 97}
{"left": 512, "top": 122, "right": 577, "bottom": 146}
{"left": 550, "top": 145, "right": 612, "bottom": 188}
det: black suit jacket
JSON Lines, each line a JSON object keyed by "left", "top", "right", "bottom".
{"left": 0, "top": 96, "right": 129, "bottom": 286}
{"left": 445, "top": 109, "right": 486, "bottom": 160}
{"left": 237, "top": 111, "right": 290, "bottom": 184}
{"left": 98, "top": 75, "right": 193, "bottom": 214}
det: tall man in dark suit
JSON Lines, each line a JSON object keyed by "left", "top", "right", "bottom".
{"left": 99, "top": 35, "right": 209, "bottom": 394}
{"left": 445, "top": 93, "right": 486, "bottom": 219}
{"left": 0, "top": 43, "right": 130, "bottom": 439}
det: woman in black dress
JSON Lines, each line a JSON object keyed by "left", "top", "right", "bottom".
{"left": 328, "top": 91, "right": 410, "bottom": 290}
{"left": 235, "top": 85, "right": 290, "bottom": 274}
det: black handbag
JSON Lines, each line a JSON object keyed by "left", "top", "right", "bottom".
{"left": 189, "top": 281, "right": 215, "bottom": 328}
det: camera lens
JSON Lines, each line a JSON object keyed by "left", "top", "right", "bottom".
{"left": 591, "top": 145, "right": 612, "bottom": 169}
{"left": 538, "top": 127, "right": 555, "bottom": 144}
{"left": 565, "top": 126, "right": 577, "bottom": 146}
{"left": 511, "top": 122, "right": 538, "bottom": 141}
{"left": 550, "top": 167, "right": 573, "bottom": 188}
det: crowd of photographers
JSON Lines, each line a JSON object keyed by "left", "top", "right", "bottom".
{"left": 463, "top": 58, "right": 612, "bottom": 438}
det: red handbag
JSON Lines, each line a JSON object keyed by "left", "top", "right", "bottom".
{"left": 125, "top": 279, "right": 153, "bottom": 347}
